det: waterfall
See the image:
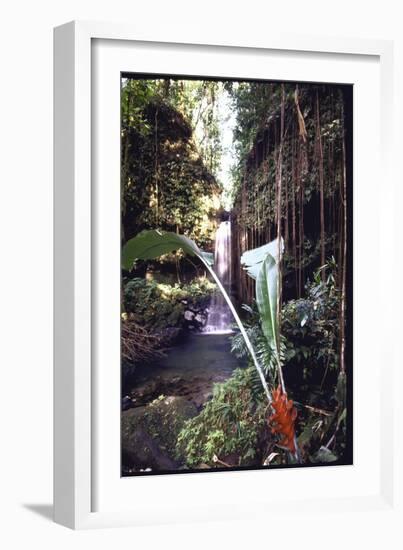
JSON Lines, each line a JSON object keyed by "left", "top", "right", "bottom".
{"left": 204, "top": 220, "right": 233, "bottom": 334}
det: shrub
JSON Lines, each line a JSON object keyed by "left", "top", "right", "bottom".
{"left": 231, "top": 260, "right": 341, "bottom": 384}
{"left": 123, "top": 276, "right": 216, "bottom": 330}
{"left": 176, "top": 368, "right": 268, "bottom": 468}
{"left": 282, "top": 260, "right": 340, "bottom": 379}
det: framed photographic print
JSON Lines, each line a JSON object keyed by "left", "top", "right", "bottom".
{"left": 54, "top": 21, "right": 397, "bottom": 529}
{"left": 119, "top": 74, "right": 353, "bottom": 477}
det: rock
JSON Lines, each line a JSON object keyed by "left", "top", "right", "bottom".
{"left": 184, "top": 309, "right": 208, "bottom": 331}
{"left": 311, "top": 446, "right": 339, "bottom": 464}
{"left": 121, "top": 395, "right": 133, "bottom": 411}
{"left": 121, "top": 395, "right": 198, "bottom": 472}
{"left": 130, "top": 379, "right": 159, "bottom": 405}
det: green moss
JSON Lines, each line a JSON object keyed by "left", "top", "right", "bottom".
{"left": 143, "top": 395, "right": 197, "bottom": 456}
{"left": 122, "top": 395, "right": 198, "bottom": 469}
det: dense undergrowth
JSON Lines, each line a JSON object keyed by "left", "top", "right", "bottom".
{"left": 177, "top": 368, "right": 268, "bottom": 468}
{"left": 177, "top": 261, "right": 347, "bottom": 467}
{"left": 123, "top": 276, "right": 216, "bottom": 331}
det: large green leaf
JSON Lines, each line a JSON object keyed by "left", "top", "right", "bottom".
{"left": 122, "top": 230, "right": 214, "bottom": 270}
{"left": 256, "top": 253, "right": 279, "bottom": 354}
{"left": 241, "top": 238, "right": 284, "bottom": 280}
{"left": 242, "top": 238, "right": 282, "bottom": 356}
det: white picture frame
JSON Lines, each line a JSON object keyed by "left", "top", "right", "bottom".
{"left": 54, "top": 20, "right": 397, "bottom": 530}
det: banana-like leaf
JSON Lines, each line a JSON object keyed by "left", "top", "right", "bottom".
{"left": 241, "top": 238, "right": 284, "bottom": 280}
{"left": 256, "top": 253, "right": 279, "bottom": 354}
{"left": 243, "top": 238, "right": 299, "bottom": 458}
{"left": 122, "top": 229, "right": 273, "bottom": 402}
{"left": 122, "top": 230, "right": 214, "bottom": 270}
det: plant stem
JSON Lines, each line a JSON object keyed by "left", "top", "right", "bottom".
{"left": 201, "top": 258, "right": 272, "bottom": 404}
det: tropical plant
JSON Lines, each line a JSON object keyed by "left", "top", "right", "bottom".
{"left": 230, "top": 303, "right": 286, "bottom": 381}
{"left": 240, "top": 239, "right": 285, "bottom": 392}
{"left": 240, "top": 238, "right": 299, "bottom": 458}
{"left": 232, "top": 258, "right": 340, "bottom": 385}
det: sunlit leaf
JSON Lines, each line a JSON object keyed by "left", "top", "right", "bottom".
{"left": 122, "top": 230, "right": 214, "bottom": 270}
{"left": 256, "top": 253, "right": 279, "bottom": 355}
{"left": 241, "top": 238, "right": 284, "bottom": 280}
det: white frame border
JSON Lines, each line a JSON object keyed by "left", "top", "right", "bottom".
{"left": 54, "top": 20, "right": 396, "bottom": 529}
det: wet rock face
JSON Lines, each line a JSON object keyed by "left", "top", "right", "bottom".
{"left": 121, "top": 395, "right": 198, "bottom": 473}
{"left": 183, "top": 307, "right": 208, "bottom": 330}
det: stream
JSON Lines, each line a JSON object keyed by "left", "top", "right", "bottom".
{"left": 124, "top": 331, "right": 246, "bottom": 410}
{"left": 124, "top": 219, "right": 242, "bottom": 411}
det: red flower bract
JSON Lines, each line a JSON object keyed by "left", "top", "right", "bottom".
{"left": 269, "top": 385, "right": 298, "bottom": 453}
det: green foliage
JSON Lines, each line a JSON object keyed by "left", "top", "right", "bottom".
{"left": 228, "top": 82, "right": 347, "bottom": 300}
{"left": 230, "top": 304, "right": 286, "bottom": 384}
{"left": 123, "top": 277, "right": 216, "bottom": 330}
{"left": 240, "top": 237, "right": 283, "bottom": 280}
{"left": 122, "top": 229, "right": 214, "bottom": 271}
{"left": 121, "top": 78, "right": 222, "bottom": 246}
{"left": 232, "top": 259, "right": 340, "bottom": 383}
{"left": 121, "top": 79, "right": 158, "bottom": 137}
{"left": 176, "top": 368, "right": 267, "bottom": 468}
{"left": 282, "top": 259, "right": 340, "bottom": 377}
{"left": 239, "top": 238, "right": 285, "bottom": 391}
{"left": 228, "top": 82, "right": 345, "bottom": 213}
{"left": 225, "top": 81, "right": 281, "bottom": 172}
{"left": 297, "top": 371, "right": 347, "bottom": 464}
{"left": 123, "top": 78, "right": 223, "bottom": 172}
{"left": 143, "top": 395, "right": 197, "bottom": 459}
{"left": 256, "top": 254, "right": 280, "bottom": 360}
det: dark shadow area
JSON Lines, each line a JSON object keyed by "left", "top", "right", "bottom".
{"left": 23, "top": 504, "right": 53, "bottom": 522}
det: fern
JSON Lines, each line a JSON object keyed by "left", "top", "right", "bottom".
{"left": 230, "top": 302, "right": 287, "bottom": 386}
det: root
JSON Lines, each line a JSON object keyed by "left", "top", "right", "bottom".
{"left": 121, "top": 318, "right": 166, "bottom": 363}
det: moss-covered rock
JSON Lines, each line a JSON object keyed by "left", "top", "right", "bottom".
{"left": 121, "top": 395, "right": 198, "bottom": 472}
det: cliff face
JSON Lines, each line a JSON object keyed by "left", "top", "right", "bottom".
{"left": 231, "top": 84, "right": 351, "bottom": 304}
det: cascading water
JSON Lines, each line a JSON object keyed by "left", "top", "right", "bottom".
{"left": 204, "top": 220, "right": 233, "bottom": 334}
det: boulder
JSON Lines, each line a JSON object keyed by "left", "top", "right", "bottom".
{"left": 195, "top": 313, "right": 206, "bottom": 325}
{"left": 184, "top": 310, "right": 195, "bottom": 321}
{"left": 121, "top": 395, "right": 198, "bottom": 472}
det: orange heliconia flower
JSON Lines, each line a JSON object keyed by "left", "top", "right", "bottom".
{"left": 269, "top": 386, "right": 298, "bottom": 453}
